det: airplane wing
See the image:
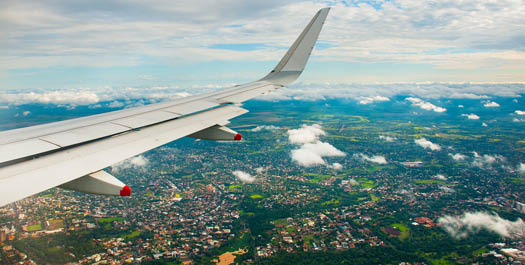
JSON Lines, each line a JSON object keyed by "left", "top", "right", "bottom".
{"left": 0, "top": 8, "right": 330, "bottom": 207}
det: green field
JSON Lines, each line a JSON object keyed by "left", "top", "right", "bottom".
{"left": 229, "top": 185, "right": 241, "bottom": 190}
{"left": 124, "top": 231, "right": 141, "bottom": 240}
{"left": 26, "top": 224, "right": 42, "bottom": 232}
{"left": 306, "top": 173, "right": 331, "bottom": 183}
{"left": 414, "top": 179, "right": 446, "bottom": 185}
{"left": 357, "top": 178, "right": 376, "bottom": 188}
{"left": 392, "top": 223, "right": 410, "bottom": 240}
{"left": 97, "top": 217, "right": 125, "bottom": 223}
{"left": 321, "top": 198, "right": 340, "bottom": 206}
{"left": 250, "top": 194, "right": 263, "bottom": 199}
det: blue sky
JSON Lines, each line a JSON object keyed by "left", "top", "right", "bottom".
{"left": 0, "top": 0, "right": 524, "bottom": 102}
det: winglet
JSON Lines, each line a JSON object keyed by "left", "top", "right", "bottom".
{"left": 261, "top": 7, "right": 330, "bottom": 86}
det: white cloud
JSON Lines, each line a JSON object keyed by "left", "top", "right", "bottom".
{"left": 0, "top": 91, "right": 100, "bottom": 106}
{"left": 440, "top": 186, "right": 455, "bottom": 193}
{"left": 111, "top": 155, "right": 149, "bottom": 172}
{"left": 438, "top": 212, "right": 525, "bottom": 239}
{"left": 108, "top": 101, "right": 124, "bottom": 108}
{"left": 232, "top": 170, "right": 255, "bottom": 183}
{"left": 449, "top": 153, "right": 466, "bottom": 161}
{"left": 415, "top": 138, "right": 441, "bottom": 151}
{"left": 291, "top": 141, "right": 345, "bottom": 167}
{"left": 0, "top": 106, "right": 8, "bottom": 109}
{"left": 515, "top": 110, "right": 525, "bottom": 115}
{"left": 358, "top": 95, "right": 389, "bottom": 104}
{"left": 255, "top": 167, "right": 265, "bottom": 174}
{"left": 483, "top": 101, "right": 500, "bottom": 107}
{"left": 258, "top": 83, "right": 525, "bottom": 102}
{"left": 0, "top": 86, "right": 196, "bottom": 107}
{"left": 513, "top": 118, "right": 525, "bottom": 122}
{"left": 461, "top": 113, "right": 480, "bottom": 120}
{"left": 449, "top": 93, "right": 490, "bottom": 99}
{"left": 482, "top": 122, "right": 488, "bottom": 127}
{"left": 379, "top": 135, "right": 396, "bottom": 142}
{"left": 349, "top": 179, "right": 359, "bottom": 186}
{"left": 22, "top": 111, "right": 30, "bottom": 116}
{"left": 251, "top": 125, "right": 280, "bottom": 132}
{"left": 458, "top": 105, "right": 464, "bottom": 108}
{"left": 471, "top": 153, "right": 505, "bottom": 168}
{"left": 355, "top": 153, "right": 387, "bottom": 164}
{"left": 2, "top": 0, "right": 525, "bottom": 83}
{"left": 329, "top": 162, "right": 343, "bottom": 170}
{"left": 434, "top": 174, "right": 447, "bottom": 181}
{"left": 518, "top": 163, "right": 525, "bottom": 174}
{"left": 287, "top": 124, "right": 325, "bottom": 144}
{"left": 406, "top": 97, "right": 446, "bottom": 113}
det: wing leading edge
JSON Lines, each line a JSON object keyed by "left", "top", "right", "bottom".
{"left": 0, "top": 8, "right": 330, "bottom": 207}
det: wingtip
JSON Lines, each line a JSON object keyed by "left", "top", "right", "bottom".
{"left": 120, "top": 185, "right": 131, "bottom": 196}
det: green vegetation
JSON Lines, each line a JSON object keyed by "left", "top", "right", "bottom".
{"left": 357, "top": 178, "right": 376, "bottom": 188}
{"left": 26, "top": 224, "right": 42, "bottom": 232}
{"left": 305, "top": 173, "right": 331, "bottom": 183}
{"left": 229, "top": 185, "right": 242, "bottom": 190}
{"left": 250, "top": 194, "right": 264, "bottom": 199}
{"left": 509, "top": 177, "right": 525, "bottom": 183}
{"left": 430, "top": 259, "right": 454, "bottom": 265}
{"left": 473, "top": 248, "right": 488, "bottom": 256}
{"left": 321, "top": 199, "right": 340, "bottom": 206}
{"left": 97, "top": 217, "right": 124, "bottom": 223}
{"left": 124, "top": 231, "right": 141, "bottom": 240}
{"left": 414, "top": 179, "right": 446, "bottom": 185}
{"left": 392, "top": 223, "right": 410, "bottom": 240}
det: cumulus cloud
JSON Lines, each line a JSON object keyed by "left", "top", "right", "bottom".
{"left": 471, "top": 152, "right": 505, "bottom": 168}
{"left": 0, "top": 86, "right": 195, "bottom": 107}
{"left": 415, "top": 138, "right": 441, "bottom": 151}
{"left": 434, "top": 174, "right": 447, "bottom": 181}
{"left": 108, "top": 101, "right": 125, "bottom": 108}
{"left": 449, "top": 93, "right": 490, "bottom": 99}
{"left": 22, "top": 111, "right": 30, "bottom": 116}
{"left": 379, "top": 135, "right": 396, "bottom": 142}
{"left": 438, "top": 212, "right": 525, "bottom": 239}
{"left": 287, "top": 124, "right": 326, "bottom": 144}
{"left": 449, "top": 153, "right": 466, "bottom": 161}
{"left": 329, "top": 162, "right": 343, "bottom": 170}
{"left": 483, "top": 101, "right": 500, "bottom": 107}
{"left": 232, "top": 170, "right": 255, "bottom": 183}
{"left": 251, "top": 125, "right": 280, "bottom": 132}
{"left": 0, "top": 91, "right": 99, "bottom": 106}
{"left": 258, "top": 83, "right": 525, "bottom": 103}
{"left": 406, "top": 97, "right": 446, "bottom": 113}
{"left": 358, "top": 95, "right": 389, "bottom": 104}
{"left": 482, "top": 122, "right": 488, "bottom": 127}
{"left": 111, "top": 155, "right": 149, "bottom": 172}
{"left": 518, "top": 163, "right": 525, "bottom": 174}
{"left": 355, "top": 153, "right": 387, "bottom": 164}
{"left": 287, "top": 124, "right": 345, "bottom": 167}
{"left": 461, "top": 113, "right": 479, "bottom": 120}
{"left": 515, "top": 110, "right": 525, "bottom": 115}
{"left": 440, "top": 186, "right": 455, "bottom": 193}
{"left": 291, "top": 142, "right": 345, "bottom": 167}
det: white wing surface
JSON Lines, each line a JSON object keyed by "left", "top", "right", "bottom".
{"left": 0, "top": 8, "right": 330, "bottom": 207}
